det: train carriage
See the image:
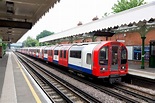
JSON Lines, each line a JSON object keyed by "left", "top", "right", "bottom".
{"left": 17, "top": 41, "right": 128, "bottom": 83}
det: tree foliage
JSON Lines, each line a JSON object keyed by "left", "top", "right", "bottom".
{"left": 112, "top": 0, "right": 146, "bottom": 13}
{"left": 23, "top": 36, "right": 38, "bottom": 47}
{"left": 36, "top": 30, "right": 54, "bottom": 40}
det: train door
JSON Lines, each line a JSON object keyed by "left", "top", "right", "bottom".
{"left": 111, "top": 46, "right": 119, "bottom": 71}
{"left": 63, "top": 50, "right": 68, "bottom": 66}
{"left": 59, "top": 50, "right": 63, "bottom": 65}
{"left": 59, "top": 49, "right": 68, "bottom": 67}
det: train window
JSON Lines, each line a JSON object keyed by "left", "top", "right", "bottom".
{"left": 70, "top": 50, "right": 81, "bottom": 59}
{"left": 54, "top": 50, "right": 58, "bottom": 55}
{"left": 64, "top": 50, "right": 66, "bottom": 58}
{"left": 44, "top": 50, "right": 47, "bottom": 54}
{"left": 99, "top": 47, "right": 108, "bottom": 65}
{"left": 86, "top": 53, "right": 91, "bottom": 64}
{"left": 112, "top": 46, "right": 118, "bottom": 65}
{"left": 121, "top": 47, "right": 127, "bottom": 64}
{"left": 60, "top": 50, "right": 63, "bottom": 58}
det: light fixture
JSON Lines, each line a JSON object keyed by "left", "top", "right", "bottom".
{"left": 6, "top": 1, "right": 14, "bottom": 14}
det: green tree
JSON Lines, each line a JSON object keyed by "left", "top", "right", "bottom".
{"left": 36, "top": 30, "right": 54, "bottom": 40}
{"left": 23, "top": 36, "right": 38, "bottom": 47}
{"left": 112, "top": 0, "right": 146, "bottom": 13}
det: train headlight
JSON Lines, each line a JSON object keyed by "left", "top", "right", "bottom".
{"left": 121, "top": 66, "right": 126, "bottom": 70}
{"left": 100, "top": 67, "right": 107, "bottom": 71}
{"left": 102, "top": 68, "right": 105, "bottom": 70}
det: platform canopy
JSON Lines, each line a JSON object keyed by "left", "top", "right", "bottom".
{"left": 39, "top": 1, "right": 155, "bottom": 43}
{"left": 0, "top": 0, "right": 60, "bottom": 43}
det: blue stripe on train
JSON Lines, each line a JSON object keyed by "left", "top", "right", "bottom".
{"left": 53, "top": 60, "right": 58, "bottom": 64}
{"left": 68, "top": 64, "right": 92, "bottom": 74}
{"left": 44, "top": 58, "right": 47, "bottom": 61}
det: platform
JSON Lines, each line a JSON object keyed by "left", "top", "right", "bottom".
{"left": 0, "top": 51, "right": 50, "bottom": 103}
{"left": 128, "top": 62, "right": 155, "bottom": 80}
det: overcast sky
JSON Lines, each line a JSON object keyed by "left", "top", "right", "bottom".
{"left": 17, "top": 0, "right": 155, "bottom": 42}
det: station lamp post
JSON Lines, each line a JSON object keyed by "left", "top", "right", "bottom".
{"left": 139, "top": 25, "right": 147, "bottom": 69}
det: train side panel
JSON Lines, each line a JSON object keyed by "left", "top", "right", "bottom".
{"left": 81, "top": 44, "right": 98, "bottom": 74}
{"left": 68, "top": 45, "right": 84, "bottom": 71}
{"left": 53, "top": 46, "right": 61, "bottom": 64}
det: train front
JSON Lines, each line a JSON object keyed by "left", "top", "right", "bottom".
{"left": 92, "top": 41, "right": 128, "bottom": 83}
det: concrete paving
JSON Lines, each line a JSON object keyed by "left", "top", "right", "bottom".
{"left": 0, "top": 51, "right": 49, "bottom": 103}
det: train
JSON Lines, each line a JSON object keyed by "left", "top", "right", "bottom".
{"left": 16, "top": 41, "right": 128, "bottom": 83}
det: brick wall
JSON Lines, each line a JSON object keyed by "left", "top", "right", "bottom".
{"left": 58, "top": 29, "right": 155, "bottom": 46}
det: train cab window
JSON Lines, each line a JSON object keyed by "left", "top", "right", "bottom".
{"left": 64, "top": 50, "right": 66, "bottom": 58}
{"left": 86, "top": 53, "right": 91, "bottom": 64}
{"left": 60, "top": 50, "right": 63, "bottom": 58}
{"left": 99, "top": 47, "right": 108, "bottom": 65}
{"left": 121, "top": 47, "right": 127, "bottom": 64}
{"left": 54, "top": 50, "right": 58, "bottom": 55}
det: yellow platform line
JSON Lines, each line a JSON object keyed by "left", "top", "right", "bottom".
{"left": 15, "top": 59, "right": 41, "bottom": 103}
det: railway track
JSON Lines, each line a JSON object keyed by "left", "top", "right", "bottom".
{"left": 16, "top": 52, "right": 155, "bottom": 103}
{"left": 16, "top": 52, "right": 102, "bottom": 103}
{"left": 112, "top": 84, "right": 155, "bottom": 103}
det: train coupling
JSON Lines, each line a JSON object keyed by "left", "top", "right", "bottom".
{"left": 109, "top": 77, "right": 121, "bottom": 84}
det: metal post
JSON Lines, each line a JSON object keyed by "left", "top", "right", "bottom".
{"left": 92, "top": 36, "right": 97, "bottom": 42}
{"left": 141, "top": 37, "right": 146, "bottom": 69}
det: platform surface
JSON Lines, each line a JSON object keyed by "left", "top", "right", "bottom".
{"left": 128, "top": 62, "right": 155, "bottom": 79}
{"left": 0, "top": 51, "right": 49, "bottom": 103}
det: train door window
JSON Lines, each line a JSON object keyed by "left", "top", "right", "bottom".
{"left": 99, "top": 47, "right": 108, "bottom": 65}
{"left": 64, "top": 50, "right": 66, "bottom": 58}
{"left": 44, "top": 50, "right": 47, "bottom": 54}
{"left": 51, "top": 50, "right": 53, "bottom": 56}
{"left": 60, "top": 50, "right": 63, "bottom": 58}
{"left": 121, "top": 47, "right": 127, "bottom": 64}
{"left": 54, "top": 50, "right": 58, "bottom": 55}
{"left": 86, "top": 53, "right": 91, "bottom": 64}
{"left": 112, "top": 46, "right": 118, "bottom": 65}
{"left": 48, "top": 50, "right": 51, "bottom": 56}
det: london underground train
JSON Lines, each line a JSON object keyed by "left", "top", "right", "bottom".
{"left": 17, "top": 41, "right": 128, "bottom": 83}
